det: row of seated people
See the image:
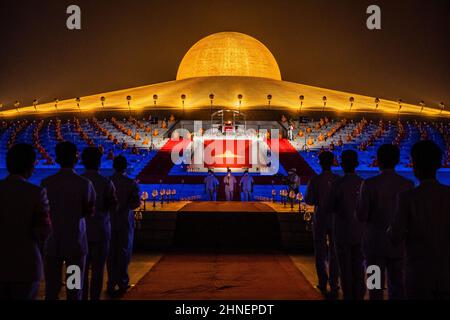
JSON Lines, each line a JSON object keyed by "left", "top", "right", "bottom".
{"left": 297, "top": 120, "right": 448, "bottom": 170}
{"left": 0, "top": 118, "right": 168, "bottom": 171}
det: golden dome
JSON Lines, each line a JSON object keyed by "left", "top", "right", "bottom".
{"left": 176, "top": 32, "right": 282, "bottom": 81}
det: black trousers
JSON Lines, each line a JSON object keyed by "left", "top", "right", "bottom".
{"left": 83, "top": 240, "right": 110, "bottom": 300}
{"left": 335, "top": 243, "right": 365, "bottom": 300}
{"left": 0, "top": 282, "right": 40, "bottom": 300}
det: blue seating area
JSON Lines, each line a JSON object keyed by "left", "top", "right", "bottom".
{"left": 284, "top": 118, "right": 450, "bottom": 185}
{"left": 0, "top": 116, "right": 449, "bottom": 200}
{"left": 0, "top": 117, "right": 175, "bottom": 184}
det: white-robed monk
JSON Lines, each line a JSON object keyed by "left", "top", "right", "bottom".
{"left": 223, "top": 169, "right": 236, "bottom": 201}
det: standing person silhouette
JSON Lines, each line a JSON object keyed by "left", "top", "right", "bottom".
{"left": 81, "top": 147, "right": 117, "bottom": 300}
{"left": 305, "top": 151, "right": 339, "bottom": 296}
{"left": 107, "top": 156, "right": 140, "bottom": 296}
{"left": 42, "top": 141, "right": 96, "bottom": 300}
{"left": 389, "top": 140, "right": 450, "bottom": 299}
{"left": 204, "top": 169, "right": 219, "bottom": 201}
{"left": 330, "top": 150, "right": 365, "bottom": 300}
{"left": 0, "top": 144, "right": 51, "bottom": 300}
{"left": 239, "top": 170, "right": 254, "bottom": 202}
{"left": 223, "top": 168, "right": 236, "bottom": 201}
{"left": 357, "top": 144, "right": 414, "bottom": 300}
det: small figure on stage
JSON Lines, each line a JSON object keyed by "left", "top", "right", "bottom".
{"left": 204, "top": 169, "right": 219, "bottom": 201}
{"left": 287, "top": 168, "right": 301, "bottom": 193}
{"left": 288, "top": 124, "right": 294, "bottom": 141}
{"left": 239, "top": 170, "right": 254, "bottom": 202}
{"left": 223, "top": 168, "right": 237, "bottom": 201}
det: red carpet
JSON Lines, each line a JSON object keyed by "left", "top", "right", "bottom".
{"left": 270, "top": 139, "right": 316, "bottom": 184}
{"left": 180, "top": 201, "right": 275, "bottom": 212}
{"left": 124, "top": 253, "right": 322, "bottom": 300}
{"left": 137, "top": 139, "right": 190, "bottom": 183}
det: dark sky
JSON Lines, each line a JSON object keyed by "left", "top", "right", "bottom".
{"left": 0, "top": 0, "right": 449, "bottom": 109}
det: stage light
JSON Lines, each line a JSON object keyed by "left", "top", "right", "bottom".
{"left": 267, "top": 94, "right": 272, "bottom": 110}
{"left": 299, "top": 95, "right": 304, "bottom": 114}
{"left": 181, "top": 94, "right": 186, "bottom": 114}
{"left": 349, "top": 97, "right": 355, "bottom": 110}
{"left": 153, "top": 94, "right": 158, "bottom": 107}
{"left": 32, "top": 99, "right": 38, "bottom": 111}
{"left": 14, "top": 101, "right": 20, "bottom": 113}
{"left": 100, "top": 96, "right": 106, "bottom": 108}
{"left": 126, "top": 95, "right": 132, "bottom": 114}
{"left": 375, "top": 97, "right": 380, "bottom": 109}
{"left": 419, "top": 100, "right": 425, "bottom": 113}
{"left": 238, "top": 94, "right": 243, "bottom": 112}
{"left": 75, "top": 97, "right": 81, "bottom": 112}
{"left": 397, "top": 99, "right": 403, "bottom": 113}
{"left": 209, "top": 93, "right": 215, "bottom": 115}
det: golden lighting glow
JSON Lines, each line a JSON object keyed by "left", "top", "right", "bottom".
{"left": 2, "top": 32, "right": 448, "bottom": 118}
{"left": 176, "top": 32, "right": 282, "bottom": 81}
{"left": 3, "top": 76, "right": 448, "bottom": 118}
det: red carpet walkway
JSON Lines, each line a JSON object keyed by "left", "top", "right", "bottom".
{"left": 125, "top": 253, "right": 322, "bottom": 300}
{"left": 272, "top": 139, "right": 316, "bottom": 184}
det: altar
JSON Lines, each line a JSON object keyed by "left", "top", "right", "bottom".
{"left": 184, "top": 110, "right": 278, "bottom": 173}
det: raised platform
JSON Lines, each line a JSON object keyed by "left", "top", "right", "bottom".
{"left": 134, "top": 201, "right": 313, "bottom": 252}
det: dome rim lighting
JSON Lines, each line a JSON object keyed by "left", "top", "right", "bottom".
{"left": 176, "top": 31, "right": 282, "bottom": 81}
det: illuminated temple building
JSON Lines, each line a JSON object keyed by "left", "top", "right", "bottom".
{"left": 2, "top": 32, "right": 448, "bottom": 117}
{"left": 0, "top": 32, "right": 448, "bottom": 196}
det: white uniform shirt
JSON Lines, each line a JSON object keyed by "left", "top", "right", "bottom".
{"left": 110, "top": 173, "right": 140, "bottom": 232}
{"left": 42, "top": 168, "right": 96, "bottom": 257}
{"left": 224, "top": 174, "right": 237, "bottom": 192}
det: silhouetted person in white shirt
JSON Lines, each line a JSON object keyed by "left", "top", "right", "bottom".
{"left": 0, "top": 144, "right": 51, "bottom": 300}
{"left": 107, "top": 156, "right": 140, "bottom": 296}
{"left": 223, "top": 169, "right": 236, "bottom": 201}
{"left": 42, "top": 141, "right": 96, "bottom": 300}
{"left": 357, "top": 144, "right": 414, "bottom": 300}
{"left": 389, "top": 140, "right": 450, "bottom": 299}
{"left": 81, "top": 147, "right": 117, "bottom": 300}
{"left": 305, "top": 151, "right": 339, "bottom": 296}
{"left": 330, "top": 150, "right": 365, "bottom": 300}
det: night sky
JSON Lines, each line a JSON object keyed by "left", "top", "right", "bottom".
{"left": 0, "top": 0, "right": 448, "bottom": 109}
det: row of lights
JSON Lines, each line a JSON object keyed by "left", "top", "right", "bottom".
{"left": 0, "top": 95, "right": 446, "bottom": 115}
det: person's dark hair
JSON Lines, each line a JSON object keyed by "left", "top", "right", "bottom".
{"left": 81, "top": 147, "right": 102, "bottom": 171}
{"left": 113, "top": 155, "right": 128, "bottom": 173}
{"left": 377, "top": 144, "right": 400, "bottom": 169}
{"left": 208, "top": 169, "right": 213, "bottom": 174}
{"left": 6, "top": 143, "right": 36, "bottom": 176}
{"left": 55, "top": 141, "right": 78, "bottom": 168}
{"left": 318, "top": 151, "right": 334, "bottom": 170}
{"left": 411, "top": 140, "right": 442, "bottom": 180}
{"left": 341, "top": 149, "right": 359, "bottom": 173}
